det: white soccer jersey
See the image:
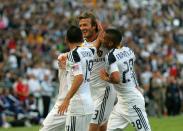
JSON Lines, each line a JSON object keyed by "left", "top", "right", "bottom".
{"left": 105, "top": 47, "right": 142, "bottom": 104}
{"left": 82, "top": 40, "right": 111, "bottom": 100}
{"left": 105, "top": 47, "right": 151, "bottom": 131}
{"left": 82, "top": 40, "right": 117, "bottom": 125}
{"left": 66, "top": 46, "right": 95, "bottom": 116}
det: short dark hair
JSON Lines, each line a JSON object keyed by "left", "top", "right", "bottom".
{"left": 66, "top": 25, "right": 83, "bottom": 43}
{"left": 105, "top": 29, "right": 122, "bottom": 46}
{"left": 78, "top": 11, "right": 98, "bottom": 32}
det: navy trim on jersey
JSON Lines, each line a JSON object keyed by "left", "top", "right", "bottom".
{"left": 132, "top": 71, "right": 139, "bottom": 87}
{"left": 133, "top": 105, "right": 149, "bottom": 131}
{"left": 89, "top": 48, "right": 95, "bottom": 55}
{"left": 72, "top": 47, "right": 80, "bottom": 62}
{"left": 98, "top": 86, "right": 110, "bottom": 124}
{"left": 108, "top": 48, "right": 116, "bottom": 65}
{"left": 70, "top": 116, "right": 76, "bottom": 131}
{"left": 67, "top": 52, "right": 72, "bottom": 62}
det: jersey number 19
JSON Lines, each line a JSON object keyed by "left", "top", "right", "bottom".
{"left": 85, "top": 60, "right": 93, "bottom": 81}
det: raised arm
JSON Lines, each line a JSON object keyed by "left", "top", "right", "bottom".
{"left": 92, "top": 21, "right": 104, "bottom": 49}
{"left": 100, "top": 68, "right": 120, "bottom": 84}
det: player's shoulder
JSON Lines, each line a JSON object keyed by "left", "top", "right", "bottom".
{"left": 122, "top": 46, "right": 136, "bottom": 61}
{"left": 67, "top": 47, "right": 80, "bottom": 63}
{"left": 122, "top": 46, "right": 133, "bottom": 52}
{"left": 78, "top": 46, "right": 96, "bottom": 55}
{"left": 81, "top": 40, "right": 94, "bottom": 47}
{"left": 81, "top": 42, "right": 91, "bottom": 47}
{"left": 106, "top": 48, "right": 117, "bottom": 65}
{"left": 68, "top": 46, "right": 95, "bottom": 63}
{"left": 79, "top": 42, "right": 96, "bottom": 55}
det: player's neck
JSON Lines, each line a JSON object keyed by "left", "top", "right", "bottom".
{"left": 69, "top": 43, "right": 81, "bottom": 50}
{"left": 111, "top": 45, "right": 122, "bottom": 49}
{"left": 117, "top": 45, "right": 123, "bottom": 49}
{"left": 85, "top": 33, "right": 98, "bottom": 42}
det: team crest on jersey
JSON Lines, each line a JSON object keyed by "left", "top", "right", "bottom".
{"left": 97, "top": 49, "right": 103, "bottom": 57}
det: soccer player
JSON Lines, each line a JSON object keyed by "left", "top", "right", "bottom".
{"left": 40, "top": 54, "right": 67, "bottom": 131}
{"left": 100, "top": 29, "right": 151, "bottom": 131}
{"left": 78, "top": 12, "right": 117, "bottom": 131}
{"left": 58, "top": 25, "right": 96, "bottom": 131}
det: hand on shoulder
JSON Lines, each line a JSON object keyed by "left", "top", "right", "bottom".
{"left": 58, "top": 53, "right": 67, "bottom": 69}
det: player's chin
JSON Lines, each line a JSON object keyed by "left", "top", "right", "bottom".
{"left": 82, "top": 33, "right": 88, "bottom": 38}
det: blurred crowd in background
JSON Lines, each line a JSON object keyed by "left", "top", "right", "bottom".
{"left": 0, "top": 0, "right": 183, "bottom": 128}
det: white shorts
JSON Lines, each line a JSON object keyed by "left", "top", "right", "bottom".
{"left": 40, "top": 103, "right": 66, "bottom": 131}
{"left": 65, "top": 114, "right": 92, "bottom": 131}
{"left": 107, "top": 102, "right": 151, "bottom": 131}
{"left": 90, "top": 86, "right": 116, "bottom": 125}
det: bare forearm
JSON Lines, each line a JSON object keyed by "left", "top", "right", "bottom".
{"left": 104, "top": 76, "right": 120, "bottom": 84}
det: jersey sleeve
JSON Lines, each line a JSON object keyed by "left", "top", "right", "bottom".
{"left": 71, "top": 48, "right": 83, "bottom": 76}
{"left": 72, "top": 62, "right": 83, "bottom": 76}
{"left": 108, "top": 49, "right": 116, "bottom": 65}
{"left": 109, "top": 62, "right": 119, "bottom": 74}
{"left": 105, "top": 50, "right": 119, "bottom": 74}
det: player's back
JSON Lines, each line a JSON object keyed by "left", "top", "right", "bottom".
{"left": 106, "top": 47, "right": 142, "bottom": 102}
{"left": 66, "top": 46, "right": 95, "bottom": 115}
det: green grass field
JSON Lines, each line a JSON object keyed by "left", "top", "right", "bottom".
{"left": 1, "top": 115, "right": 183, "bottom": 131}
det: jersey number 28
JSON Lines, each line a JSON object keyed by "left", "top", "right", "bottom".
{"left": 122, "top": 58, "right": 134, "bottom": 83}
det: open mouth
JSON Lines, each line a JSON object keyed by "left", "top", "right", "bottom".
{"left": 82, "top": 30, "right": 87, "bottom": 35}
